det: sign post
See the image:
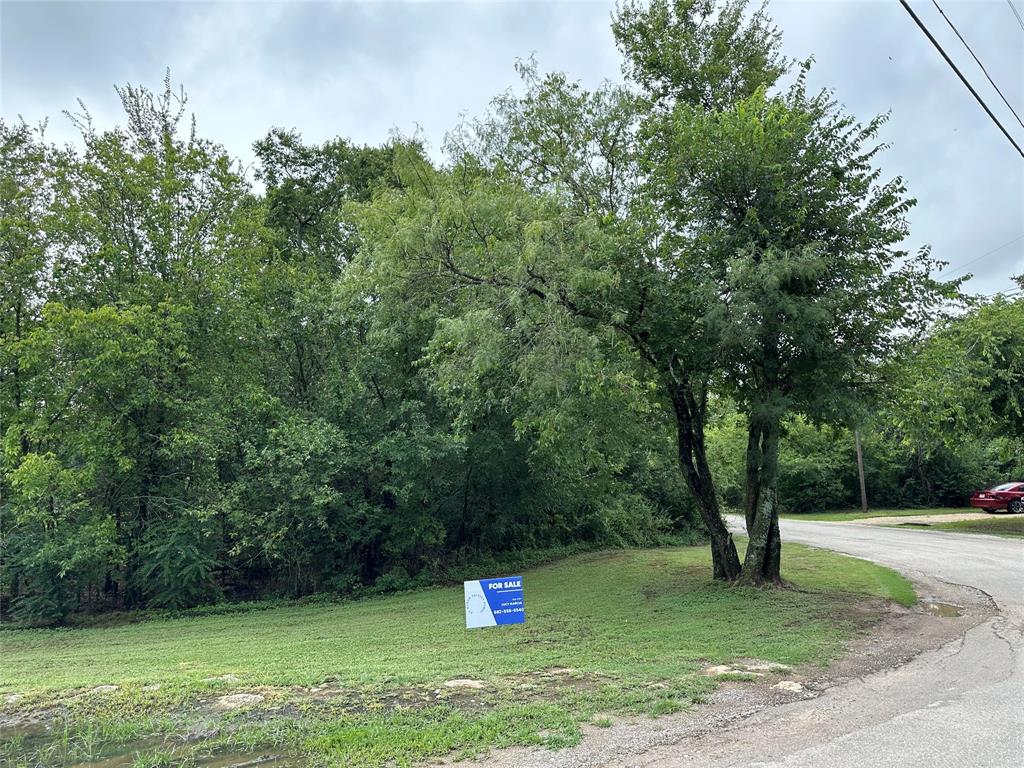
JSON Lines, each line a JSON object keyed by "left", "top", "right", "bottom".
{"left": 464, "top": 575, "right": 525, "bottom": 628}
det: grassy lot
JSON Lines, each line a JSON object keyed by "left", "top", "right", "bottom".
{"left": 927, "top": 516, "right": 1024, "bottom": 538}
{"left": 0, "top": 543, "right": 914, "bottom": 768}
{"left": 781, "top": 507, "right": 973, "bottom": 522}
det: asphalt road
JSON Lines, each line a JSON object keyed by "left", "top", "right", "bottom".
{"left": 661, "top": 517, "right": 1024, "bottom": 768}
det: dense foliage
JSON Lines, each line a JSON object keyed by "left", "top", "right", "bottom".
{"left": 424, "top": 0, "right": 956, "bottom": 583}
{"left": 0, "top": 83, "right": 696, "bottom": 624}
{"left": 2, "top": 4, "right": 1018, "bottom": 623}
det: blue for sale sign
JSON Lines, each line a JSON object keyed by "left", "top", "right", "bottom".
{"left": 464, "top": 575, "right": 525, "bottom": 628}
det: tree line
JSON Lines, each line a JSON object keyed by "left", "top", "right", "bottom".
{"left": 1, "top": 1, "right": 1020, "bottom": 624}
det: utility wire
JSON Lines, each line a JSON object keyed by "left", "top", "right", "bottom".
{"left": 899, "top": 0, "right": 1024, "bottom": 159}
{"left": 984, "top": 287, "right": 1023, "bottom": 298}
{"left": 932, "top": 0, "right": 1024, "bottom": 130}
{"left": 939, "top": 233, "right": 1024, "bottom": 277}
{"left": 1007, "top": 1, "right": 1024, "bottom": 33}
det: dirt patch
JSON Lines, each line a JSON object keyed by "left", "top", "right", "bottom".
{"left": 780, "top": 573, "right": 992, "bottom": 697}
{"left": 212, "top": 693, "right": 264, "bottom": 711}
{"left": 507, "top": 667, "right": 607, "bottom": 699}
{"left": 192, "top": 752, "right": 297, "bottom": 768}
{"left": 0, "top": 663, "right": 617, "bottom": 767}
{"left": 444, "top": 678, "right": 487, "bottom": 689}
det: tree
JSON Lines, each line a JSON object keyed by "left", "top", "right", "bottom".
{"left": 434, "top": 0, "right": 791, "bottom": 580}
{"left": 1, "top": 79, "right": 263, "bottom": 620}
{"left": 0, "top": 122, "right": 56, "bottom": 457}
{"left": 0, "top": 2, "right": 970, "bottom": 621}
{"left": 390, "top": 0, "right": 953, "bottom": 582}
{"left": 612, "top": 0, "right": 788, "bottom": 110}
{"left": 883, "top": 291, "right": 1024, "bottom": 496}
{"left": 644, "top": 73, "right": 954, "bottom": 581}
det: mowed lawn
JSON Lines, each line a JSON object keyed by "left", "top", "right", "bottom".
{"left": 931, "top": 516, "right": 1024, "bottom": 538}
{"left": 0, "top": 543, "right": 915, "bottom": 767}
{"left": 1, "top": 544, "right": 912, "bottom": 697}
{"left": 781, "top": 507, "right": 974, "bottom": 522}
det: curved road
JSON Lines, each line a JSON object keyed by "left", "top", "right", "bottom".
{"left": 643, "top": 517, "right": 1024, "bottom": 768}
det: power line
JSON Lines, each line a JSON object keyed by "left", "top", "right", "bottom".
{"left": 939, "top": 233, "right": 1024, "bottom": 277}
{"left": 899, "top": 0, "right": 1024, "bottom": 159}
{"left": 983, "top": 287, "right": 1023, "bottom": 298}
{"left": 1007, "top": 1, "right": 1024, "bottom": 33}
{"left": 932, "top": 0, "right": 1024, "bottom": 130}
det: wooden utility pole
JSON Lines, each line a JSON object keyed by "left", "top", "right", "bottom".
{"left": 855, "top": 429, "right": 868, "bottom": 514}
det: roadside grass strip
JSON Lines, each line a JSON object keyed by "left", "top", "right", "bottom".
{"left": 1, "top": 543, "right": 915, "bottom": 767}
{"left": 928, "top": 517, "right": 1024, "bottom": 539}
{"left": 780, "top": 507, "right": 973, "bottom": 522}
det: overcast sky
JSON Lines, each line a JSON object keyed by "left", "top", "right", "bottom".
{"left": 2, "top": 0, "right": 1022, "bottom": 295}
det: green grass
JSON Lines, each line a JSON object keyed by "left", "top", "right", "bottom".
{"left": 781, "top": 507, "right": 973, "bottom": 522}
{"left": 928, "top": 516, "right": 1024, "bottom": 538}
{"left": 1, "top": 543, "right": 915, "bottom": 767}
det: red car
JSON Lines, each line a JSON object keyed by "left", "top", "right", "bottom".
{"left": 970, "top": 482, "right": 1024, "bottom": 514}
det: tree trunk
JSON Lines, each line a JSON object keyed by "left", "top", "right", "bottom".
{"left": 744, "top": 423, "right": 762, "bottom": 533}
{"left": 855, "top": 428, "right": 868, "bottom": 514}
{"left": 915, "top": 446, "right": 933, "bottom": 505}
{"left": 13, "top": 297, "right": 29, "bottom": 456}
{"left": 670, "top": 382, "right": 741, "bottom": 581}
{"left": 741, "top": 417, "right": 782, "bottom": 584}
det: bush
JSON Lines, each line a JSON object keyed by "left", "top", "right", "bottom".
{"left": 133, "top": 516, "right": 221, "bottom": 609}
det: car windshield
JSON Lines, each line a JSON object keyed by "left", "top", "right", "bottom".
{"left": 991, "top": 483, "right": 1021, "bottom": 491}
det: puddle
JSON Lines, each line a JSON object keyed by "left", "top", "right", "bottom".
{"left": 64, "top": 752, "right": 299, "bottom": 768}
{"left": 66, "top": 747, "right": 172, "bottom": 768}
{"left": 1, "top": 726, "right": 302, "bottom": 768}
{"left": 193, "top": 752, "right": 300, "bottom": 767}
{"left": 45, "top": 750, "right": 298, "bottom": 768}
{"left": 925, "top": 602, "right": 963, "bottom": 618}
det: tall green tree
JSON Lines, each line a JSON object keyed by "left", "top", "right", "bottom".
{"left": 2, "top": 79, "right": 264, "bottom": 619}
{"left": 0, "top": 121, "right": 62, "bottom": 458}
{"left": 422, "top": 0, "right": 953, "bottom": 582}
{"left": 643, "top": 72, "right": 954, "bottom": 581}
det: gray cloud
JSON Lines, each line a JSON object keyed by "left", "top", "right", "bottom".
{"left": 2, "top": 0, "right": 1021, "bottom": 295}
{"left": 771, "top": 0, "right": 1024, "bottom": 295}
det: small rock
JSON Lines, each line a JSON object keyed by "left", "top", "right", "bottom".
{"left": 4, "top": 694, "right": 24, "bottom": 706}
{"left": 443, "top": 678, "right": 486, "bottom": 689}
{"left": 212, "top": 693, "right": 264, "bottom": 710}
{"left": 141, "top": 684, "right": 161, "bottom": 692}
{"left": 744, "top": 662, "right": 791, "bottom": 673}
{"left": 773, "top": 680, "right": 804, "bottom": 693}
{"left": 703, "top": 665, "right": 735, "bottom": 676}
{"left": 88, "top": 685, "right": 119, "bottom": 695}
